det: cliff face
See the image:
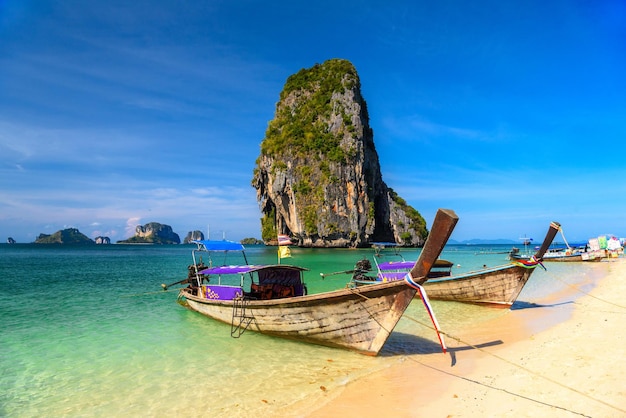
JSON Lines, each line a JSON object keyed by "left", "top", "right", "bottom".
{"left": 252, "top": 59, "right": 427, "bottom": 248}
{"left": 183, "top": 230, "right": 205, "bottom": 244}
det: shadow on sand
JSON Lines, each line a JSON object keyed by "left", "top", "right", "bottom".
{"left": 380, "top": 331, "right": 503, "bottom": 362}
{"left": 511, "top": 300, "right": 573, "bottom": 310}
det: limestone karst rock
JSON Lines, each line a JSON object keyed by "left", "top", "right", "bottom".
{"left": 95, "top": 236, "right": 111, "bottom": 244}
{"left": 252, "top": 59, "right": 427, "bottom": 248}
{"left": 34, "top": 228, "right": 94, "bottom": 244}
{"left": 183, "top": 230, "right": 205, "bottom": 244}
{"left": 117, "top": 222, "right": 180, "bottom": 244}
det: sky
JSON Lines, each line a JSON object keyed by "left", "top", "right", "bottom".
{"left": 1, "top": 0, "right": 625, "bottom": 244}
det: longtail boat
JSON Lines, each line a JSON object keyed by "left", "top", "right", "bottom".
{"left": 349, "top": 221, "right": 561, "bottom": 307}
{"left": 175, "top": 208, "right": 458, "bottom": 355}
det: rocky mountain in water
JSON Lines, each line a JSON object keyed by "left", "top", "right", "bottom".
{"left": 252, "top": 59, "right": 427, "bottom": 248}
{"left": 117, "top": 222, "right": 180, "bottom": 244}
{"left": 183, "top": 230, "right": 205, "bottom": 244}
{"left": 34, "top": 228, "right": 94, "bottom": 244}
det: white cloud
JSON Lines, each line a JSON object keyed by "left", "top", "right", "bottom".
{"left": 125, "top": 217, "right": 142, "bottom": 237}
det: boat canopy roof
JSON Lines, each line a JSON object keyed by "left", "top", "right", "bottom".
{"left": 377, "top": 259, "right": 452, "bottom": 271}
{"left": 377, "top": 260, "right": 414, "bottom": 270}
{"left": 192, "top": 240, "right": 245, "bottom": 252}
{"left": 199, "top": 264, "right": 308, "bottom": 275}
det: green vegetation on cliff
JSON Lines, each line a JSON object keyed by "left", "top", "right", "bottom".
{"left": 259, "top": 58, "right": 358, "bottom": 163}
{"left": 389, "top": 189, "right": 428, "bottom": 242}
{"left": 34, "top": 228, "right": 93, "bottom": 244}
{"left": 117, "top": 235, "right": 178, "bottom": 244}
{"left": 240, "top": 237, "right": 263, "bottom": 245}
{"left": 261, "top": 207, "right": 277, "bottom": 241}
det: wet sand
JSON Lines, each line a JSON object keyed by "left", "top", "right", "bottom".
{"left": 305, "top": 258, "right": 626, "bottom": 417}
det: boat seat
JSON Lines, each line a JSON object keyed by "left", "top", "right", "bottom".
{"left": 250, "top": 283, "right": 295, "bottom": 300}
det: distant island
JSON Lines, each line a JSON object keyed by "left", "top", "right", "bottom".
{"left": 34, "top": 228, "right": 94, "bottom": 244}
{"left": 241, "top": 237, "right": 264, "bottom": 245}
{"left": 26, "top": 224, "right": 262, "bottom": 245}
{"left": 95, "top": 236, "right": 111, "bottom": 244}
{"left": 183, "top": 230, "right": 204, "bottom": 244}
{"left": 117, "top": 222, "right": 180, "bottom": 244}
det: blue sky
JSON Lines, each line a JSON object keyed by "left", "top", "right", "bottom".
{"left": 1, "top": 0, "right": 625, "bottom": 244}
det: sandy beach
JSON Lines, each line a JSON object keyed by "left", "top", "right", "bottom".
{"left": 306, "top": 258, "right": 626, "bottom": 417}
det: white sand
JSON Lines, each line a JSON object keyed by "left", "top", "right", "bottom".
{"left": 306, "top": 258, "right": 626, "bottom": 417}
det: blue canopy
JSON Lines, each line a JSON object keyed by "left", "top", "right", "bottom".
{"left": 192, "top": 240, "right": 245, "bottom": 251}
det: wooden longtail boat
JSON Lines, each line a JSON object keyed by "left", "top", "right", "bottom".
{"left": 423, "top": 263, "right": 539, "bottom": 306}
{"left": 176, "top": 208, "right": 458, "bottom": 355}
{"left": 351, "top": 221, "right": 561, "bottom": 307}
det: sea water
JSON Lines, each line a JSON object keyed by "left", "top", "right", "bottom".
{"left": 0, "top": 243, "right": 609, "bottom": 417}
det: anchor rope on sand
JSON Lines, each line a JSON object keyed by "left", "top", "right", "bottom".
{"left": 403, "top": 313, "right": 626, "bottom": 416}
{"left": 542, "top": 268, "right": 626, "bottom": 310}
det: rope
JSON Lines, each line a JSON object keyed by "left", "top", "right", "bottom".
{"left": 512, "top": 257, "right": 545, "bottom": 270}
{"left": 544, "top": 268, "right": 626, "bottom": 310}
{"left": 403, "top": 313, "right": 626, "bottom": 415}
{"left": 346, "top": 287, "right": 393, "bottom": 334}
{"left": 121, "top": 288, "right": 179, "bottom": 298}
{"left": 559, "top": 226, "right": 572, "bottom": 250}
{"left": 406, "top": 356, "right": 592, "bottom": 417}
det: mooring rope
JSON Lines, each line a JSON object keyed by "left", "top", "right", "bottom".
{"left": 346, "top": 286, "right": 395, "bottom": 335}
{"left": 542, "top": 265, "right": 626, "bottom": 310}
{"left": 403, "top": 313, "right": 626, "bottom": 416}
{"left": 121, "top": 288, "right": 179, "bottom": 298}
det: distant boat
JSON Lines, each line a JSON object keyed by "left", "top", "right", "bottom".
{"left": 520, "top": 236, "right": 533, "bottom": 246}
{"left": 174, "top": 208, "right": 458, "bottom": 355}
{"left": 510, "top": 247, "right": 603, "bottom": 262}
{"left": 510, "top": 226, "right": 608, "bottom": 262}
{"left": 370, "top": 241, "right": 402, "bottom": 258}
{"left": 348, "top": 221, "right": 561, "bottom": 307}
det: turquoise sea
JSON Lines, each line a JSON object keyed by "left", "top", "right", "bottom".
{"left": 0, "top": 243, "right": 609, "bottom": 417}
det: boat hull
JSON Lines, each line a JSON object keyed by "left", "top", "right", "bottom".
{"left": 180, "top": 280, "right": 417, "bottom": 356}
{"left": 423, "top": 264, "right": 534, "bottom": 306}
{"left": 511, "top": 251, "right": 604, "bottom": 263}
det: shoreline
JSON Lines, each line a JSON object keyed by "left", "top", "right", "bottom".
{"left": 305, "top": 258, "right": 626, "bottom": 417}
